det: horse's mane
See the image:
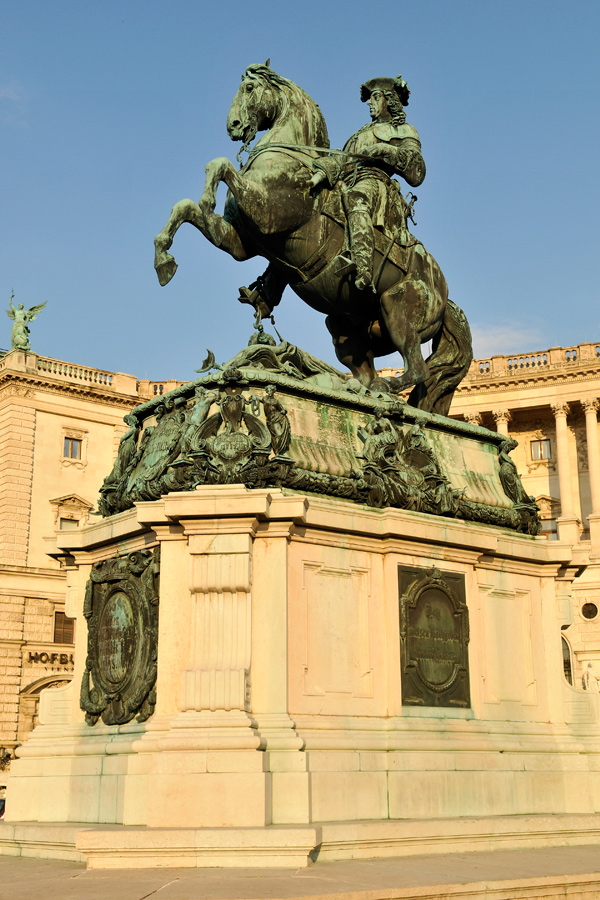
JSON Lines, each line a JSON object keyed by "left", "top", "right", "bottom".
{"left": 244, "top": 64, "right": 330, "bottom": 149}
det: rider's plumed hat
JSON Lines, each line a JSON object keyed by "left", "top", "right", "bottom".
{"left": 360, "top": 75, "right": 410, "bottom": 106}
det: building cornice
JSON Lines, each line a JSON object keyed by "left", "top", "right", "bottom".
{"left": 0, "top": 370, "right": 139, "bottom": 409}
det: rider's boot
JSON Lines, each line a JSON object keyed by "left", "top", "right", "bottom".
{"left": 347, "top": 208, "right": 375, "bottom": 292}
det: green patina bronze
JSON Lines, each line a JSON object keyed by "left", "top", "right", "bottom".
{"left": 93, "top": 65, "right": 539, "bottom": 535}
{"left": 154, "top": 63, "right": 472, "bottom": 416}
{"left": 97, "top": 335, "right": 540, "bottom": 536}
{"left": 399, "top": 566, "right": 471, "bottom": 708}
{"left": 5, "top": 292, "right": 46, "bottom": 351}
{"left": 80, "top": 548, "right": 160, "bottom": 726}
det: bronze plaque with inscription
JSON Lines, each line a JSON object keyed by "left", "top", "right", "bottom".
{"left": 399, "top": 566, "right": 470, "bottom": 708}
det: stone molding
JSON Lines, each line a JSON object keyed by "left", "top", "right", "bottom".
{"left": 0, "top": 370, "right": 139, "bottom": 409}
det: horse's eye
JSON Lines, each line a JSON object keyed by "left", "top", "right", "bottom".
{"left": 246, "top": 83, "right": 254, "bottom": 92}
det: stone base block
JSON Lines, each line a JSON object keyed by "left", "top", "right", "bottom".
{"left": 0, "top": 822, "right": 86, "bottom": 862}
{"left": 3, "top": 814, "right": 600, "bottom": 869}
{"left": 148, "top": 771, "right": 272, "bottom": 828}
{"left": 77, "top": 824, "right": 319, "bottom": 869}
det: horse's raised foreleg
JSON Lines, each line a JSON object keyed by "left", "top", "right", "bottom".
{"left": 200, "top": 157, "right": 274, "bottom": 233}
{"left": 154, "top": 194, "right": 251, "bottom": 286}
{"left": 154, "top": 200, "right": 190, "bottom": 286}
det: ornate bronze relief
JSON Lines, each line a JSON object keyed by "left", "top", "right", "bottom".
{"left": 80, "top": 548, "right": 159, "bottom": 726}
{"left": 399, "top": 566, "right": 470, "bottom": 708}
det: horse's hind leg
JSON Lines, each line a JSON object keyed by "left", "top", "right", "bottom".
{"left": 376, "top": 280, "right": 436, "bottom": 392}
{"left": 326, "top": 314, "right": 376, "bottom": 387}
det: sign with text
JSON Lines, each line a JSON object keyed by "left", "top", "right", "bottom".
{"left": 399, "top": 565, "right": 470, "bottom": 708}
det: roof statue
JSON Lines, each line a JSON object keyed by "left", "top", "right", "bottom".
{"left": 154, "top": 63, "right": 473, "bottom": 416}
{"left": 6, "top": 292, "right": 47, "bottom": 351}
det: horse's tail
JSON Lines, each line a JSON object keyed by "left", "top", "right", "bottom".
{"left": 408, "top": 299, "right": 473, "bottom": 416}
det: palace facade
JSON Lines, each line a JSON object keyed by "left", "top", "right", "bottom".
{"left": 449, "top": 341, "right": 600, "bottom": 692}
{"left": 2, "top": 340, "right": 600, "bottom": 776}
{"left": 0, "top": 350, "right": 144, "bottom": 771}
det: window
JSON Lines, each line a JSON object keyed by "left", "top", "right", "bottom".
{"left": 561, "top": 636, "right": 573, "bottom": 684}
{"left": 531, "top": 439, "right": 551, "bottom": 461}
{"left": 61, "top": 428, "right": 87, "bottom": 468}
{"left": 59, "top": 517, "right": 78, "bottom": 530}
{"left": 539, "top": 519, "right": 558, "bottom": 540}
{"left": 582, "top": 602, "right": 599, "bottom": 621}
{"left": 54, "top": 611, "right": 75, "bottom": 644}
{"left": 63, "top": 437, "right": 82, "bottom": 459}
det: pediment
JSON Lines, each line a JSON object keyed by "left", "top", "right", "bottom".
{"left": 49, "top": 494, "right": 93, "bottom": 511}
{"left": 535, "top": 494, "right": 561, "bottom": 518}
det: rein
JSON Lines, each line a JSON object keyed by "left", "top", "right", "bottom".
{"left": 242, "top": 141, "right": 380, "bottom": 166}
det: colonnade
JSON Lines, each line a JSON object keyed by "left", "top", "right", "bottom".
{"left": 492, "top": 398, "right": 600, "bottom": 544}
{"left": 465, "top": 401, "right": 600, "bottom": 545}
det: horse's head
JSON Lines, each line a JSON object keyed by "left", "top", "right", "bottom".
{"left": 227, "top": 63, "right": 329, "bottom": 150}
{"left": 227, "top": 64, "right": 281, "bottom": 145}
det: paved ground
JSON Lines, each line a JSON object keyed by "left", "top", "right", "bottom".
{"left": 2, "top": 844, "right": 600, "bottom": 900}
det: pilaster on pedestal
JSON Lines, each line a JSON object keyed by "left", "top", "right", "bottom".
{"left": 171, "top": 519, "right": 261, "bottom": 750}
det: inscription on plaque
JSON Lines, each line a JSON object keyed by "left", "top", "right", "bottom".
{"left": 399, "top": 566, "right": 470, "bottom": 708}
{"left": 98, "top": 591, "right": 135, "bottom": 684}
{"left": 80, "top": 548, "right": 159, "bottom": 726}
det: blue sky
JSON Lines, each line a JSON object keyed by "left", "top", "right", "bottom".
{"left": 1, "top": 1, "right": 599, "bottom": 379}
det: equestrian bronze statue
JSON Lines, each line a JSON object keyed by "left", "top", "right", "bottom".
{"left": 154, "top": 64, "right": 473, "bottom": 415}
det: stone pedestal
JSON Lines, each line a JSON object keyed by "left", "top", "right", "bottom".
{"left": 4, "top": 485, "right": 600, "bottom": 867}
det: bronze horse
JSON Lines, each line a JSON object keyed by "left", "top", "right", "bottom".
{"left": 154, "top": 64, "right": 472, "bottom": 414}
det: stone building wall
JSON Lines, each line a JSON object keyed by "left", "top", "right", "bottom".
{"left": 0, "top": 350, "right": 140, "bottom": 770}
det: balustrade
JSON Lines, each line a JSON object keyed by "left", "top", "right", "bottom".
{"left": 36, "top": 356, "right": 113, "bottom": 386}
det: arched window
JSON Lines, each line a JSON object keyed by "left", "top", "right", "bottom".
{"left": 561, "top": 636, "right": 573, "bottom": 685}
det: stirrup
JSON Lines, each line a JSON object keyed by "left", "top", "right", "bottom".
{"left": 334, "top": 254, "right": 356, "bottom": 276}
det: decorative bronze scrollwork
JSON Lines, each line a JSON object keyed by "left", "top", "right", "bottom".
{"left": 80, "top": 548, "right": 160, "bottom": 726}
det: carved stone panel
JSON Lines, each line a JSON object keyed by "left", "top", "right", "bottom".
{"left": 80, "top": 548, "right": 160, "bottom": 726}
{"left": 399, "top": 566, "right": 470, "bottom": 708}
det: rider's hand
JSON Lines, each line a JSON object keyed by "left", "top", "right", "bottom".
{"left": 309, "top": 170, "right": 327, "bottom": 191}
{"left": 367, "top": 144, "right": 395, "bottom": 163}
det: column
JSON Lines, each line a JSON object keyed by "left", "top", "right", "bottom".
{"left": 551, "top": 402, "right": 580, "bottom": 544}
{"left": 464, "top": 412, "right": 483, "bottom": 427}
{"left": 492, "top": 409, "right": 511, "bottom": 436}
{"left": 583, "top": 399, "right": 600, "bottom": 512}
{"left": 582, "top": 399, "right": 600, "bottom": 552}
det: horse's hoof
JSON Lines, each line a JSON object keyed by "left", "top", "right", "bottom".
{"left": 370, "top": 377, "right": 393, "bottom": 394}
{"left": 155, "top": 256, "right": 178, "bottom": 287}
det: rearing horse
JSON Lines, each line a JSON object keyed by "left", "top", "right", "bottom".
{"left": 154, "top": 63, "right": 472, "bottom": 415}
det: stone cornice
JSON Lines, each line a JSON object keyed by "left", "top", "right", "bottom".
{"left": 0, "top": 370, "right": 139, "bottom": 409}
{"left": 458, "top": 362, "right": 600, "bottom": 394}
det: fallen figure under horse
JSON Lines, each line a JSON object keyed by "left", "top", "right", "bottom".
{"left": 154, "top": 63, "right": 473, "bottom": 416}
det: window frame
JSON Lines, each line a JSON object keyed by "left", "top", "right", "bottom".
{"left": 530, "top": 438, "right": 552, "bottom": 462}
{"left": 53, "top": 610, "right": 75, "bottom": 644}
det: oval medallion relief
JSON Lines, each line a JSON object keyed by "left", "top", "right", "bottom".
{"left": 98, "top": 590, "right": 135, "bottom": 685}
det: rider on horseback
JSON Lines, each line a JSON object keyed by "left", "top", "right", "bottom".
{"left": 309, "top": 75, "right": 426, "bottom": 292}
